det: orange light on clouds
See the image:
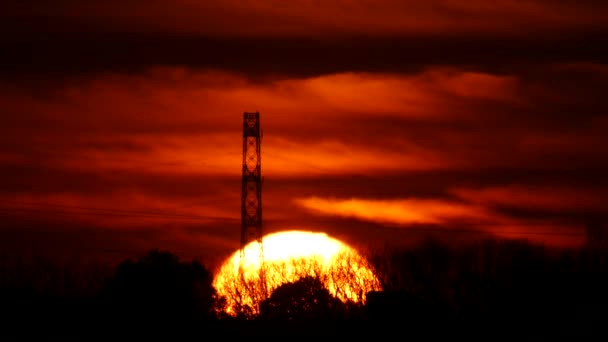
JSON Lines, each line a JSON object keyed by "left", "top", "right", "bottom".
{"left": 293, "top": 196, "right": 495, "bottom": 225}
{"left": 293, "top": 196, "right": 588, "bottom": 247}
{"left": 262, "top": 137, "right": 446, "bottom": 176}
{"left": 0, "top": 63, "right": 604, "bottom": 256}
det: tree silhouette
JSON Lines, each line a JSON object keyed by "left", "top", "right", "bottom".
{"left": 259, "top": 275, "right": 346, "bottom": 320}
{"left": 100, "top": 249, "right": 217, "bottom": 324}
{"left": 586, "top": 217, "right": 608, "bottom": 249}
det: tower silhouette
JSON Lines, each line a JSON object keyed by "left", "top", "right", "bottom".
{"left": 240, "top": 112, "right": 264, "bottom": 268}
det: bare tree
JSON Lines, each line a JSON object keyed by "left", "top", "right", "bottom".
{"left": 213, "top": 250, "right": 382, "bottom": 318}
{"left": 587, "top": 217, "right": 608, "bottom": 249}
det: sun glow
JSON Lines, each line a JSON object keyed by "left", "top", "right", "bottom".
{"left": 213, "top": 230, "right": 382, "bottom": 316}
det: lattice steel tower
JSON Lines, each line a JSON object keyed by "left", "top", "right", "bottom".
{"left": 241, "top": 112, "right": 264, "bottom": 264}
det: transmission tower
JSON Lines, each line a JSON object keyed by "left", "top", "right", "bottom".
{"left": 240, "top": 112, "right": 265, "bottom": 270}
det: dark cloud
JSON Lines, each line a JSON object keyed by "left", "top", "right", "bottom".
{"left": 4, "top": 0, "right": 608, "bottom": 35}
{"left": 3, "top": 0, "right": 607, "bottom": 80}
{"left": 2, "top": 32, "right": 608, "bottom": 80}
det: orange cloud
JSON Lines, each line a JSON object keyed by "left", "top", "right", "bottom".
{"left": 3, "top": 68, "right": 523, "bottom": 178}
{"left": 2, "top": 66, "right": 605, "bottom": 185}
{"left": 293, "top": 196, "right": 587, "bottom": 247}
{"left": 293, "top": 196, "right": 495, "bottom": 225}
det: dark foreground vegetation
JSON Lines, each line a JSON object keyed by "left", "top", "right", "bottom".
{"left": 2, "top": 237, "right": 608, "bottom": 335}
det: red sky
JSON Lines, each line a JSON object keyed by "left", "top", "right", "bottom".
{"left": 1, "top": 1, "right": 607, "bottom": 264}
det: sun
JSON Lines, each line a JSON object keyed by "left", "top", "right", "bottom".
{"left": 213, "top": 230, "right": 382, "bottom": 316}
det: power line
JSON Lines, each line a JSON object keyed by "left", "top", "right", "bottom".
{"left": 0, "top": 243, "right": 146, "bottom": 257}
{"left": 0, "top": 146, "right": 592, "bottom": 239}
{"left": 0, "top": 150, "right": 214, "bottom": 168}
{"left": 0, "top": 202, "right": 584, "bottom": 237}
{"left": 386, "top": 225, "right": 583, "bottom": 237}
{"left": 1, "top": 148, "right": 287, "bottom": 169}
{"left": 0, "top": 199, "right": 233, "bottom": 220}
{"left": 0, "top": 197, "right": 586, "bottom": 229}
{"left": 0, "top": 206, "right": 237, "bottom": 222}
{"left": 375, "top": 217, "right": 584, "bottom": 227}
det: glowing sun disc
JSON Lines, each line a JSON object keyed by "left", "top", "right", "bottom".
{"left": 213, "top": 230, "right": 382, "bottom": 315}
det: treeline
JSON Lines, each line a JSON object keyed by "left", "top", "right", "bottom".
{"left": 370, "top": 238, "right": 608, "bottom": 322}
{"left": 1, "top": 238, "right": 608, "bottom": 330}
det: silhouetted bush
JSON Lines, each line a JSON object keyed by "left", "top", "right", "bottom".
{"left": 100, "top": 249, "right": 217, "bottom": 325}
{"left": 259, "top": 276, "right": 347, "bottom": 320}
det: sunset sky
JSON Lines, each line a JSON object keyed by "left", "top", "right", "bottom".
{"left": 1, "top": 1, "right": 607, "bottom": 264}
